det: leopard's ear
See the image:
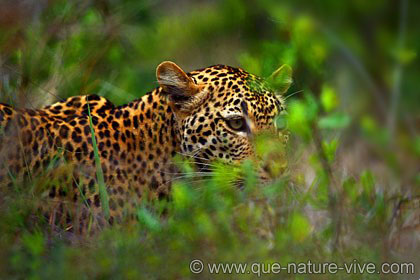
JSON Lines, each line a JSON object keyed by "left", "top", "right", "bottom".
{"left": 267, "top": 64, "right": 293, "bottom": 95}
{"left": 157, "top": 61, "right": 199, "bottom": 100}
{"left": 157, "top": 61, "right": 205, "bottom": 112}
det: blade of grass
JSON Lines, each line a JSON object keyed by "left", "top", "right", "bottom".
{"left": 86, "top": 96, "right": 110, "bottom": 220}
{"left": 387, "top": 0, "right": 408, "bottom": 138}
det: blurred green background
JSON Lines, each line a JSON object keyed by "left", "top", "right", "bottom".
{"left": 0, "top": 0, "right": 419, "bottom": 279}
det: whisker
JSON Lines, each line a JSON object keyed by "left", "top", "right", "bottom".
{"left": 160, "top": 171, "right": 214, "bottom": 176}
{"left": 171, "top": 174, "right": 214, "bottom": 180}
{"left": 175, "top": 151, "right": 219, "bottom": 169}
{"left": 176, "top": 150, "right": 210, "bottom": 162}
{"left": 284, "top": 89, "right": 303, "bottom": 101}
{"left": 165, "top": 174, "right": 214, "bottom": 185}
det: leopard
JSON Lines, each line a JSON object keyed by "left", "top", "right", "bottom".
{"left": 0, "top": 61, "right": 291, "bottom": 233}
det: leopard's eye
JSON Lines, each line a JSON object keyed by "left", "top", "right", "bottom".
{"left": 226, "top": 118, "right": 247, "bottom": 132}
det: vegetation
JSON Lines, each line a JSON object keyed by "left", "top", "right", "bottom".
{"left": 0, "top": 0, "right": 419, "bottom": 279}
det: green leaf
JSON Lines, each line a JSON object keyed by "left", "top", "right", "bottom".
{"left": 320, "top": 84, "right": 338, "bottom": 112}
{"left": 173, "top": 183, "right": 194, "bottom": 210}
{"left": 137, "top": 207, "right": 161, "bottom": 232}
{"left": 22, "top": 231, "right": 44, "bottom": 256}
{"left": 289, "top": 212, "right": 311, "bottom": 242}
{"left": 343, "top": 177, "right": 357, "bottom": 201}
{"left": 318, "top": 112, "right": 351, "bottom": 129}
{"left": 414, "top": 136, "right": 420, "bottom": 156}
{"left": 288, "top": 94, "right": 318, "bottom": 140}
{"left": 322, "top": 139, "right": 338, "bottom": 163}
{"left": 82, "top": 9, "right": 101, "bottom": 25}
{"left": 274, "top": 114, "right": 288, "bottom": 130}
{"left": 361, "top": 170, "right": 375, "bottom": 194}
{"left": 394, "top": 48, "right": 417, "bottom": 65}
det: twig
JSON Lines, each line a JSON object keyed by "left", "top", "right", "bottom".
{"left": 312, "top": 122, "right": 342, "bottom": 252}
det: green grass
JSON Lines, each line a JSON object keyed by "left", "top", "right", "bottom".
{"left": 86, "top": 96, "right": 110, "bottom": 220}
{"left": 0, "top": 126, "right": 417, "bottom": 279}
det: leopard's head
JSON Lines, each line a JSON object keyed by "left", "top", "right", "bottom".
{"left": 157, "top": 61, "right": 291, "bottom": 177}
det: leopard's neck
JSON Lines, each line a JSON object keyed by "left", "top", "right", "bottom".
{"left": 109, "top": 88, "right": 182, "bottom": 198}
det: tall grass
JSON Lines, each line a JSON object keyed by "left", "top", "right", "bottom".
{"left": 86, "top": 96, "right": 110, "bottom": 220}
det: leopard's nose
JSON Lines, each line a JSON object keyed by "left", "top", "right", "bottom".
{"left": 258, "top": 166, "right": 272, "bottom": 186}
{"left": 258, "top": 157, "right": 287, "bottom": 185}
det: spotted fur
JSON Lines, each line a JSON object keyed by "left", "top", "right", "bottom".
{"left": 0, "top": 61, "right": 289, "bottom": 233}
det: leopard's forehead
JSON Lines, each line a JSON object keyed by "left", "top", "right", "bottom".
{"left": 189, "top": 64, "right": 280, "bottom": 99}
{"left": 189, "top": 64, "right": 270, "bottom": 90}
{"left": 188, "top": 65, "right": 285, "bottom": 126}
